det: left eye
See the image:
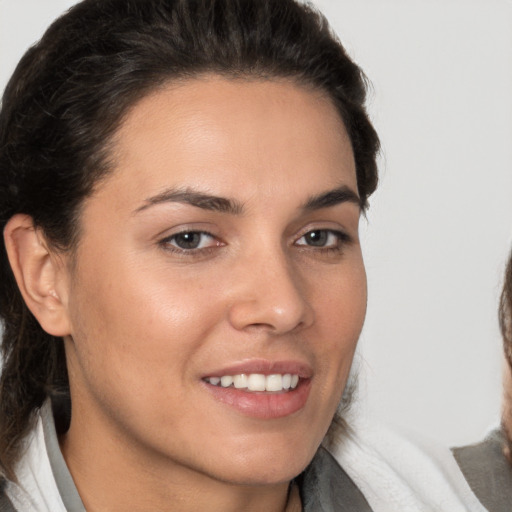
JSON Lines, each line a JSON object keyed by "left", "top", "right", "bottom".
{"left": 164, "top": 231, "right": 217, "bottom": 250}
{"left": 295, "top": 229, "right": 345, "bottom": 248}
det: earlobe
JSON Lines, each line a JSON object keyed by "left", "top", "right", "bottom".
{"left": 3, "top": 214, "right": 72, "bottom": 337}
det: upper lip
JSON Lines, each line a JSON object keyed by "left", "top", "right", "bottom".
{"left": 202, "top": 359, "right": 313, "bottom": 379}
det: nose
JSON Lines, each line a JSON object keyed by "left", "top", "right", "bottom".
{"left": 227, "top": 249, "right": 314, "bottom": 334}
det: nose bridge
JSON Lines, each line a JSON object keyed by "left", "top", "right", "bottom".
{"left": 227, "top": 241, "right": 314, "bottom": 333}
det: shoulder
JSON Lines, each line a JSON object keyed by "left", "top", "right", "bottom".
{"left": 453, "top": 429, "right": 512, "bottom": 512}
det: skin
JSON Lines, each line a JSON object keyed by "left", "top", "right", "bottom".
{"left": 6, "top": 76, "right": 366, "bottom": 511}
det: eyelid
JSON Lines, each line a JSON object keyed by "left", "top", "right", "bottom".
{"left": 159, "top": 229, "right": 224, "bottom": 254}
{"left": 293, "top": 227, "right": 352, "bottom": 250}
{"left": 294, "top": 225, "right": 350, "bottom": 241}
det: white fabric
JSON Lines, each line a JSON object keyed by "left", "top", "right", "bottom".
{"left": 6, "top": 415, "right": 67, "bottom": 512}
{"left": 330, "top": 414, "right": 489, "bottom": 512}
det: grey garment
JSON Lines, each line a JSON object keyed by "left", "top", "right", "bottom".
{"left": 20, "top": 401, "right": 373, "bottom": 511}
{"left": 300, "top": 446, "right": 373, "bottom": 512}
{"left": 453, "top": 428, "right": 512, "bottom": 512}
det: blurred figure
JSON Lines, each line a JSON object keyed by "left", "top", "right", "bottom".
{"left": 453, "top": 251, "right": 512, "bottom": 512}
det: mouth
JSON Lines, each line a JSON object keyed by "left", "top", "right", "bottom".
{"left": 202, "top": 362, "right": 312, "bottom": 419}
{"left": 204, "top": 373, "right": 300, "bottom": 393}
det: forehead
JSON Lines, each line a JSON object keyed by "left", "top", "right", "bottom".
{"left": 100, "top": 76, "right": 356, "bottom": 207}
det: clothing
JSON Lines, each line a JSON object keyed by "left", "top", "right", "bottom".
{"left": 1, "top": 401, "right": 489, "bottom": 511}
{"left": 3, "top": 402, "right": 82, "bottom": 512}
{"left": 453, "top": 429, "right": 512, "bottom": 512}
{"left": 329, "top": 415, "right": 488, "bottom": 512}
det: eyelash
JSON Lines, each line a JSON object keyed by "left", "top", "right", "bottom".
{"left": 295, "top": 229, "right": 351, "bottom": 254}
{"left": 160, "top": 230, "right": 222, "bottom": 255}
{"left": 159, "top": 228, "right": 351, "bottom": 256}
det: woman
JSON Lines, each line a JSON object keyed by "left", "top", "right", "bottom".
{"left": 0, "top": 1, "right": 488, "bottom": 511}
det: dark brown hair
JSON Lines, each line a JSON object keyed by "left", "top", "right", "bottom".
{"left": 0, "top": 0, "right": 379, "bottom": 477}
{"left": 500, "top": 250, "right": 512, "bottom": 366}
{"left": 500, "top": 250, "right": 512, "bottom": 463}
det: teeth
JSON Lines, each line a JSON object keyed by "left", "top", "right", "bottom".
{"left": 206, "top": 373, "right": 300, "bottom": 392}
{"left": 265, "top": 374, "right": 283, "bottom": 392}
{"left": 233, "top": 374, "right": 248, "bottom": 388}
{"left": 220, "top": 376, "right": 233, "bottom": 387}
{"left": 247, "top": 374, "right": 266, "bottom": 391}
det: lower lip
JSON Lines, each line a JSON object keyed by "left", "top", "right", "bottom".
{"left": 203, "top": 379, "right": 311, "bottom": 419}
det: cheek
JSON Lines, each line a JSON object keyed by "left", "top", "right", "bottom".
{"left": 311, "top": 260, "right": 366, "bottom": 391}
{"left": 314, "top": 260, "right": 367, "bottom": 345}
{"left": 66, "top": 255, "right": 225, "bottom": 392}
{"left": 64, "top": 265, "right": 230, "bottom": 441}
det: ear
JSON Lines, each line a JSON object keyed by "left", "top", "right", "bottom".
{"left": 3, "top": 214, "right": 72, "bottom": 337}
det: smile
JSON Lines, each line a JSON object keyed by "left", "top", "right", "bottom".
{"left": 204, "top": 373, "right": 300, "bottom": 392}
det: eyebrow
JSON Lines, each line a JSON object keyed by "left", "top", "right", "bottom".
{"left": 134, "top": 187, "right": 244, "bottom": 215}
{"left": 134, "top": 184, "right": 361, "bottom": 215}
{"left": 302, "top": 185, "right": 362, "bottom": 211}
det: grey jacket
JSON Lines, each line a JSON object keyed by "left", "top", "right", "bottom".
{"left": 453, "top": 429, "right": 512, "bottom": 512}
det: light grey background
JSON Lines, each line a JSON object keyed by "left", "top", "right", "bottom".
{"left": 1, "top": 0, "right": 511, "bottom": 446}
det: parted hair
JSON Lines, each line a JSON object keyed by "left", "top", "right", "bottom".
{"left": 0, "top": 0, "right": 379, "bottom": 477}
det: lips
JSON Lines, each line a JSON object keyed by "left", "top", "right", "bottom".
{"left": 202, "top": 360, "right": 312, "bottom": 419}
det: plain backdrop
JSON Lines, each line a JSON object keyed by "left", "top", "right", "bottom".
{"left": 1, "top": 0, "right": 511, "bottom": 447}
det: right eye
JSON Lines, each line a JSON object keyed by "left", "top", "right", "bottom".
{"left": 161, "top": 231, "right": 219, "bottom": 251}
{"left": 295, "top": 229, "right": 349, "bottom": 250}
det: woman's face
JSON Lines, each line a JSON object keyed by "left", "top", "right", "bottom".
{"left": 60, "top": 76, "right": 367, "bottom": 486}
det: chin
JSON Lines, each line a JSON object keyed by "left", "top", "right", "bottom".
{"left": 218, "top": 462, "right": 308, "bottom": 487}
{"left": 208, "top": 432, "right": 320, "bottom": 486}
